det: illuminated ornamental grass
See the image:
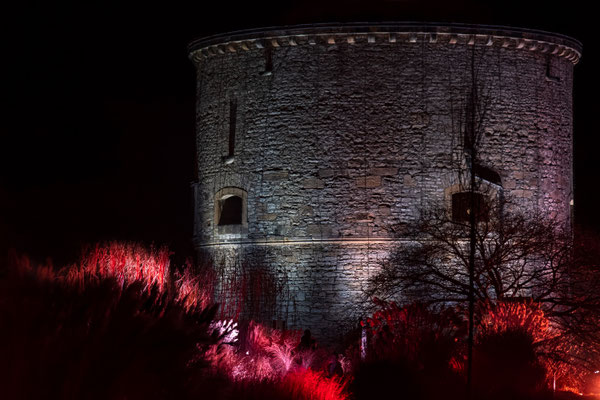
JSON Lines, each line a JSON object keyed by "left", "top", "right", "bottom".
{"left": 1, "top": 23, "right": 596, "bottom": 397}
{"left": 2, "top": 241, "right": 599, "bottom": 398}
{"left": 2, "top": 243, "right": 351, "bottom": 400}
{"left": 4, "top": 15, "right": 599, "bottom": 398}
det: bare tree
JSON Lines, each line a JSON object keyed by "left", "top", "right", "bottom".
{"left": 450, "top": 45, "right": 491, "bottom": 395}
{"left": 367, "top": 198, "right": 600, "bottom": 383}
{"left": 368, "top": 199, "right": 571, "bottom": 305}
{"left": 369, "top": 42, "right": 600, "bottom": 389}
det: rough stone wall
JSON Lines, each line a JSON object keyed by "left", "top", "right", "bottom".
{"left": 189, "top": 25, "right": 579, "bottom": 343}
{"left": 208, "top": 242, "right": 392, "bottom": 341}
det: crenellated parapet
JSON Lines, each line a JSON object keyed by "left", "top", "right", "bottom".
{"left": 189, "top": 23, "right": 582, "bottom": 65}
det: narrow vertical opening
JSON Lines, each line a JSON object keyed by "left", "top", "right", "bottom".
{"left": 261, "top": 46, "right": 272, "bottom": 76}
{"left": 265, "top": 47, "right": 272, "bottom": 73}
{"left": 546, "top": 56, "right": 560, "bottom": 82}
{"left": 228, "top": 98, "right": 237, "bottom": 157}
{"left": 463, "top": 88, "right": 476, "bottom": 151}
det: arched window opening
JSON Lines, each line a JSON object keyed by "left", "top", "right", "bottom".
{"left": 452, "top": 192, "right": 489, "bottom": 223}
{"left": 473, "top": 163, "right": 502, "bottom": 187}
{"left": 214, "top": 187, "right": 248, "bottom": 231}
{"left": 218, "top": 195, "right": 243, "bottom": 225}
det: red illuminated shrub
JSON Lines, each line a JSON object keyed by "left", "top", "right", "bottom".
{"left": 280, "top": 369, "right": 349, "bottom": 400}
{"left": 4, "top": 244, "right": 351, "bottom": 400}
{"left": 476, "top": 296, "right": 600, "bottom": 396}
{"left": 174, "top": 263, "right": 215, "bottom": 312}
{"left": 473, "top": 329, "right": 547, "bottom": 400}
{"left": 473, "top": 300, "right": 556, "bottom": 399}
{"left": 205, "top": 320, "right": 349, "bottom": 400}
{"left": 265, "top": 328, "right": 301, "bottom": 374}
{"left": 352, "top": 300, "right": 465, "bottom": 400}
{"left": 210, "top": 321, "right": 307, "bottom": 381}
{"left": 226, "top": 369, "right": 349, "bottom": 400}
{"left": 11, "top": 241, "right": 215, "bottom": 312}
{"left": 363, "top": 299, "right": 464, "bottom": 367}
{"left": 1, "top": 256, "right": 223, "bottom": 399}
{"left": 478, "top": 300, "right": 553, "bottom": 344}
{"left": 87, "top": 242, "right": 168, "bottom": 288}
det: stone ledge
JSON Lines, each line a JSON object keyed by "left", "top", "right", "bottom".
{"left": 189, "top": 23, "right": 581, "bottom": 65}
{"left": 197, "top": 237, "right": 414, "bottom": 247}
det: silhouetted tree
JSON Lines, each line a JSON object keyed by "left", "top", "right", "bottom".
{"left": 367, "top": 198, "right": 600, "bottom": 386}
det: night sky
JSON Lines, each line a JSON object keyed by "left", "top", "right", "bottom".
{"left": 3, "top": 0, "right": 598, "bottom": 265}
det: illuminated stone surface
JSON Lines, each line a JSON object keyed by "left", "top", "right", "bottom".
{"left": 189, "top": 23, "right": 580, "bottom": 342}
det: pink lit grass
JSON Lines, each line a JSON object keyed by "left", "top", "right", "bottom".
{"left": 12, "top": 241, "right": 214, "bottom": 312}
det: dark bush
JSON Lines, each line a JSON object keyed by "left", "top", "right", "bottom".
{"left": 473, "top": 328, "right": 548, "bottom": 400}
{"left": 352, "top": 359, "right": 422, "bottom": 399}
{"left": 351, "top": 302, "right": 464, "bottom": 400}
{"left": 0, "top": 267, "right": 220, "bottom": 400}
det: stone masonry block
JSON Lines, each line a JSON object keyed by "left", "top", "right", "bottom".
{"left": 302, "top": 177, "right": 325, "bottom": 189}
{"left": 355, "top": 176, "right": 381, "bottom": 188}
{"left": 318, "top": 168, "right": 335, "bottom": 178}
{"left": 263, "top": 170, "right": 289, "bottom": 181}
{"left": 258, "top": 213, "right": 278, "bottom": 221}
{"left": 369, "top": 167, "right": 399, "bottom": 176}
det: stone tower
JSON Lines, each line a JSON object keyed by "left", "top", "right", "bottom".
{"left": 188, "top": 23, "right": 581, "bottom": 340}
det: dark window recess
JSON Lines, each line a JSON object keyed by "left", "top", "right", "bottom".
{"left": 463, "top": 90, "right": 477, "bottom": 150}
{"left": 261, "top": 46, "right": 273, "bottom": 75}
{"left": 546, "top": 56, "right": 561, "bottom": 82}
{"left": 473, "top": 163, "right": 502, "bottom": 186}
{"left": 228, "top": 99, "right": 237, "bottom": 157}
{"left": 219, "top": 196, "right": 242, "bottom": 225}
{"left": 463, "top": 123, "right": 473, "bottom": 150}
{"left": 452, "top": 192, "right": 489, "bottom": 222}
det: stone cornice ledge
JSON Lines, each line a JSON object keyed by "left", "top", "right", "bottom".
{"left": 188, "top": 22, "right": 582, "bottom": 65}
{"left": 195, "top": 236, "right": 416, "bottom": 248}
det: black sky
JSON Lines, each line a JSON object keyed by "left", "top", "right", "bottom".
{"left": 3, "top": 0, "right": 598, "bottom": 264}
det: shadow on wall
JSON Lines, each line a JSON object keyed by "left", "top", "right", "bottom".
{"left": 202, "top": 242, "right": 382, "bottom": 345}
{"left": 203, "top": 246, "right": 291, "bottom": 326}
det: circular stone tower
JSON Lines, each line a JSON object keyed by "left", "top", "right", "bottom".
{"left": 188, "top": 23, "right": 581, "bottom": 340}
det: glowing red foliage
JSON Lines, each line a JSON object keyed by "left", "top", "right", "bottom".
{"left": 11, "top": 242, "right": 214, "bottom": 313}
{"left": 209, "top": 321, "right": 307, "bottom": 381}
{"left": 8, "top": 245, "right": 351, "bottom": 399}
{"left": 281, "top": 369, "right": 350, "bottom": 400}
{"left": 478, "top": 300, "right": 553, "bottom": 344}
{"left": 78, "top": 242, "right": 171, "bottom": 292}
{"left": 2, "top": 252, "right": 223, "bottom": 399}
{"left": 363, "top": 298, "right": 464, "bottom": 365}
{"left": 474, "top": 300, "right": 588, "bottom": 393}
{"left": 174, "top": 264, "right": 215, "bottom": 312}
